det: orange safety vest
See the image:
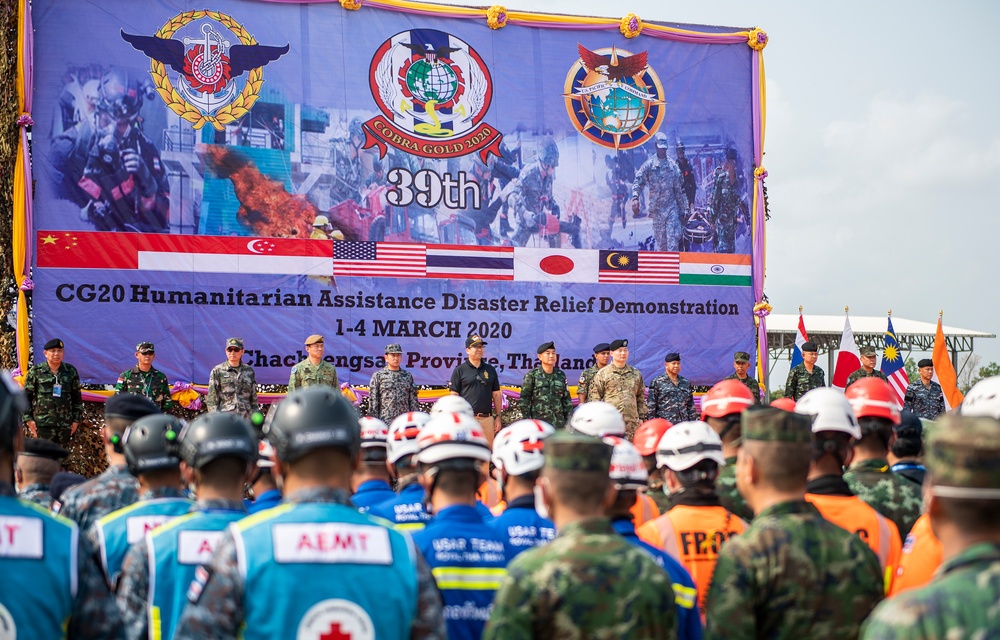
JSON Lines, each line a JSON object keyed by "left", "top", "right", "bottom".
{"left": 490, "top": 500, "right": 507, "bottom": 517}
{"left": 888, "top": 513, "right": 942, "bottom": 597}
{"left": 637, "top": 504, "right": 746, "bottom": 613}
{"left": 629, "top": 493, "right": 659, "bottom": 527}
{"left": 477, "top": 478, "right": 502, "bottom": 508}
{"left": 805, "top": 492, "right": 901, "bottom": 592}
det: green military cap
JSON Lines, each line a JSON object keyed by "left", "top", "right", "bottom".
{"left": 742, "top": 407, "right": 813, "bottom": 444}
{"left": 859, "top": 346, "right": 877, "bottom": 357}
{"left": 544, "top": 431, "right": 613, "bottom": 473}
{"left": 136, "top": 341, "right": 155, "bottom": 354}
{"left": 226, "top": 337, "right": 244, "bottom": 349}
{"left": 734, "top": 351, "right": 751, "bottom": 363}
{"left": 926, "top": 414, "right": 1000, "bottom": 499}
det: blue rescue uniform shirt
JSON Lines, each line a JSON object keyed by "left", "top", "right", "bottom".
{"left": 352, "top": 479, "right": 397, "bottom": 513}
{"left": 489, "top": 494, "right": 556, "bottom": 561}
{"left": 368, "top": 482, "right": 432, "bottom": 532}
{"left": 246, "top": 488, "right": 282, "bottom": 514}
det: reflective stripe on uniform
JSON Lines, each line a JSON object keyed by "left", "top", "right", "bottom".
{"left": 431, "top": 566, "right": 507, "bottom": 590}
{"left": 672, "top": 583, "right": 698, "bottom": 609}
{"left": 395, "top": 522, "right": 426, "bottom": 532}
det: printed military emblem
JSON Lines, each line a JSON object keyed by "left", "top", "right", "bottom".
{"left": 365, "top": 29, "right": 504, "bottom": 162}
{"left": 564, "top": 45, "right": 665, "bottom": 150}
{"left": 122, "top": 10, "right": 289, "bottom": 130}
{"left": 297, "top": 599, "right": 375, "bottom": 640}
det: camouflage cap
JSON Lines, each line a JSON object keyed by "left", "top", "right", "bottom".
{"left": 226, "top": 337, "right": 244, "bottom": 349}
{"left": 384, "top": 343, "right": 403, "bottom": 354}
{"left": 742, "top": 407, "right": 813, "bottom": 444}
{"left": 544, "top": 431, "right": 613, "bottom": 474}
{"left": 926, "top": 414, "right": 1000, "bottom": 499}
{"left": 733, "top": 351, "right": 751, "bottom": 363}
{"left": 136, "top": 341, "right": 155, "bottom": 353}
{"left": 859, "top": 346, "right": 877, "bottom": 357}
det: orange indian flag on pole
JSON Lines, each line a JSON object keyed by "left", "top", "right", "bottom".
{"left": 932, "top": 316, "right": 965, "bottom": 410}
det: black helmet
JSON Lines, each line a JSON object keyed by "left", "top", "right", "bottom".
{"left": 0, "top": 372, "right": 27, "bottom": 452}
{"left": 123, "top": 414, "right": 183, "bottom": 476}
{"left": 96, "top": 67, "right": 144, "bottom": 122}
{"left": 176, "top": 412, "right": 258, "bottom": 470}
{"left": 264, "top": 387, "right": 360, "bottom": 463}
{"left": 348, "top": 118, "right": 365, "bottom": 141}
{"left": 539, "top": 139, "right": 560, "bottom": 168}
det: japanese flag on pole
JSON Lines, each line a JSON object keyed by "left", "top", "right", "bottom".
{"left": 832, "top": 312, "right": 861, "bottom": 389}
{"left": 790, "top": 313, "right": 810, "bottom": 369}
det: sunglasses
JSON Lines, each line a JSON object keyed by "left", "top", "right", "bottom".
{"left": 227, "top": 347, "right": 243, "bottom": 352}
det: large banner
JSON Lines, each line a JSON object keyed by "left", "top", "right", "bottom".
{"left": 30, "top": 0, "right": 765, "bottom": 387}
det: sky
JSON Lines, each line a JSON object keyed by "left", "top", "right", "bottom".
{"left": 437, "top": 0, "right": 1000, "bottom": 384}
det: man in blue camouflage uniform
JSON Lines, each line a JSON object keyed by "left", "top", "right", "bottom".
{"left": 648, "top": 352, "right": 698, "bottom": 424}
{"left": 902, "top": 359, "right": 946, "bottom": 420}
{"left": 205, "top": 337, "right": 258, "bottom": 420}
{"left": 114, "top": 341, "right": 173, "bottom": 411}
{"left": 632, "top": 132, "right": 689, "bottom": 251}
{"left": 368, "top": 343, "right": 421, "bottom": 424}
{"left": 22, "top": 337, "right": 83, "bottom": 447}
{"left": 57, "top": 394, "right": 159, "bottom": 530}
{"left": 15, "top": 437, "right": 67, "bottom": 508}
{"left": 708, "top": 148, "right": 745, "bottom": 253}
{"left": 520, "top": 341, "right": 574, "bottom": 429}
{"left": 784, "top": 341, "right": 826, "bottom": 401}
{"left": 175, "top": 387, "right": 447, "bottom": 640}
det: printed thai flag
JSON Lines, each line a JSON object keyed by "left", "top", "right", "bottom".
{"left": 880, "top": 317, "right": 909, "bottom": 407}
{"left": 790, "top": 313, "right": 810, "bottom": 368}
{"left": 425, "top": 245, "right": 514, "bottom": 280}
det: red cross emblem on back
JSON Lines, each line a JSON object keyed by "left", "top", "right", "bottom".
{"left": 320, "top": 622, "right": 352, "bottom": 640}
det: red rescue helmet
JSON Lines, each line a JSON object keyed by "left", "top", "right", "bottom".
{"left": 633, "top": 419, "right": 672, "bottom": 456}
{"left": 845, "top": 377, "right": 901, "bottom": 425}
{"left": 701, "top": 380, "right": 755, "bottom": 419}
{"left": 769, "top": 397, "right": 796, "bottom": 412}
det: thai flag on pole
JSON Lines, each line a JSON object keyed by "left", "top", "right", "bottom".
{"left": 790, "top": 313, "right": 810, "bottom": 368}
{"left": 832, "top": 312, "right": 861, "bottom": 389}
{"left": 880, "top": 317, "right": 909, "bottom": 407}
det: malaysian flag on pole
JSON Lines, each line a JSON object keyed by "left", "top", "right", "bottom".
{"left": 597, "top": 251, "right": 679, "bottom": 284}
{"left": 880, "top": 316, "right": 909, "bottom": 407}
{"left": 332, "top": 242, "right": 426, "bottom": 277}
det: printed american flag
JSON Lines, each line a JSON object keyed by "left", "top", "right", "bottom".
{"left": 597, "top": 250, "right": 680, "bottom": 284}
{"left": 333, "top": 242, "right": 426, "bottom": 277}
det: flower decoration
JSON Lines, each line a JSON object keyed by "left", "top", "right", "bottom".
{"left": 753, "top": 302, "right": 772, "bottom": 318}
{"left": 620, "top": 13, "right": 642, "bottom": 39}
{"left": 170, "top": 382, "right": 203, "bottom": 410}
{"left": 341, "top": 382, "right": 361, "bottom": 406}
{"left": 340, "top": 0, "right": 362, "bottom": 10}
{"left": 16, "top": 113, "right": 33, "bottom": 127}
{"left": 748, "top": 28, "right": 768, "bottom": 50}
{"left": 18, "top": 278, "right": 33, "bottom": 291}
{"left": 754, "top": 166, "right": 768, "bottom": 179}
{"left": 487, "top": 5, "right": 508, "bottom": 29}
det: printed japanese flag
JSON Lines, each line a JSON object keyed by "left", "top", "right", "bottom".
{"left": 513, "top": 247, "right": 599, "bottom": 283}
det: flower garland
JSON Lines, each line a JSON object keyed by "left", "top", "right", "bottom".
{"left": 748, "top": 28, "right": 768, "bottom": 50}
{"left": 486, "top": 5, "right": 508, "bottom": 29}
{"left": 340, "top": 0, "right": 362, "bottom": 10}
{"left": 620, "top": 13, "right": 642, "bottom": 38}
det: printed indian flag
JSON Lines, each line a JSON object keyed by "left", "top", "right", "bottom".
{"left": 678, "top": 253, "right": 751, "bottom": 286}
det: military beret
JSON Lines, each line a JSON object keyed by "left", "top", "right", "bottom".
{"left": 664, "top": 352, "right": 681, "bottom": 363}
{"left": 734, "top": 351, "right": 751, "bottom": 363}
{"left": 593, "top": 343, "right": 611, "bottom": 354}
{"left": 43, "top": 338, "right": 64, "bottom": 350}
{"left": 544, "top": 431, "right": 613, "bottom": 474}
{"left": 305, "top": 334, "right": 324, "bottom": 346}
{"left": 743, "top": 407, "right": 813, "bottom": 444}
{"left": 466, "top": 334, "right": 488, "bottom": 348}
{"left": 136, "top": 342, "right": 155, "bottom": 353}
{"left": 384, "top": 343, "right": 403, "bottom": 354}
{"left": 226, "top": 337, "right": 244, "bottom": 349}
{"left": 918, "top": 359, "right": 933, "bottom": 369}
{"left": 50, "top": 472, "right": 86, "bottom": 503}
{"left": 926, "top": 414, "right": 1000, "bottom": 499}
{"left": 859, "top": 346, "right": 877, "bottom": 357}
{"left": 105, "top": 393, "right": 160, "bottom": 421}
{"left": 609, "top": 339, "right": 628, "bottom": 351}
{"left": 801, "top": 341, "right": 818, "bottom": 353}
{"left": 537, "top": 341, "right": 555, "bottom": 354}
{"left": 20, "top": 438, "right": 69, "bottom": 461}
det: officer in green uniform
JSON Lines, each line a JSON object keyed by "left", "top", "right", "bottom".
{"left": 725, "top": 351, "right": 761, "bottom": 404}
{"left": 784, "top": 341, "right": 825, "bottom": 401}
{"left": 22, "top": 338, "right": 83, "bottom": 446}
{"left": 114, "top": 341, "right": 173, "bottom": 410}
{"left": 846, "top": 346, "right": 888, "bottom": 389}
{"left": 205, "top": 337, "right": 258, "bottom": 420}
{"left": 288, "top": 334, "right": 339, "bottom": 392}
{"left": 520, "top": 341, "right": 573, "bottom": 428}
{"left": 577, "top": 342, "right": 611, "bottom": 405}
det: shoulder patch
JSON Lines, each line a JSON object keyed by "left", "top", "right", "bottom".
{"left": 187, "top": 565, "right": 211, "bottom": 603}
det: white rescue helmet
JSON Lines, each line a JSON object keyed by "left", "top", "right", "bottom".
{"left": 795, "top": 388, "right": 861, "bottom": 439}
{"left": 415, "top": 412, "right": 492, "bottom": 466}
{"left": 960, "top": 376, "right": 1000, "bottom": 419}
{"left": 430, "top": 395, "right": 475, "bottom": 418}
{"left": 492, "top": 419, "right": 555, "bottom": 476}
{"left": 568, "top": 401, "right": 626, "bottom": 437}
{"left": 386, "top": 411, "right": 431, "bottom": 464}
{"left": 358, "top": 416, "right": 389, "bottom": 449}
{"left": 602, "top": 436, "right": 648, "bottom": 490}
{"left": 655, "top": 421, "right": 726, "bottom": 471}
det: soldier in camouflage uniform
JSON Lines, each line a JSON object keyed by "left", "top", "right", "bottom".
{"left": 288, "top": 334, "right": 339, "bottom": 392}
{"left": 846, "top": 346, "right": 889, "bottom": 389}
{"left": 484, "top": 432, "right": 677, "bottom": 639}
{"left": 709, "top": 148, "right": 745, "bottom": 253}
{"left": 587, "top": 339, "right": 648, "bottom": 437}
{"left": 114, "top": 341, "right": 173, "bottom": 410}
{"left": 22, "top": 337, "right": 83, "bottom": 447}
{"left": 329, "top": 118, "right": 367, "bottom": 205}
{"left": 844, "top": 380, "right": 923, "bottom": 538}
{"left": 507, "top": 139, "right": 581, "bottom": 248}
{"left": 205, "top": 337, "right": 258, "bottom": 420}
{"left": 632, "top": 133, "right": 689, "bottom": 251}
{"left": 56, "top": 394, "right": 159, "bottom": 530}
{"left": 368, "top": 343, "right": 420, "bottom": 424}
{"left": 861, "top": 414, "right": 1000, "bottom": 639}
{"left": 648, "top": 352, "right": 698, "bottom": 424}
{"left": 705, "top": 408, "right": 884, "bottom": 638}
{"left": 15, "top": 437, "right": 67, "bottom": 509}
{"left": 577, "top": 342, "right": 610, "bottom": 404}
{"left": 784, "top": 341, "right": 825, "bottom": 401}
{"left": 725, "top": 351, "right": 761, "bottom": 404}
{"left": 902, "top": 359, "right": 946, "bottom": 419}
{"left": 676, "top": 141, "right": 697, "bottom": 208}
{"left": 520, "top": 341, "right": 574, "bottom": 428}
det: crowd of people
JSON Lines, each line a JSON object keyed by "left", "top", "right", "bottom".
{"left": 3, "top": 319, "right": 999, "bottom": 638}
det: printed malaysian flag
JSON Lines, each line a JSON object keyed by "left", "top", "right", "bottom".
{"left": 597, "top": 250, "right": 679, "bottom": 284}
{"left": 332, "top": 242, "right": 426, "bottom": 277}
{"left": 426, "top": 245, "right": 514, "bottom": 280}
{"left": 880, "top": 316, "right": 909, "bottom": 407}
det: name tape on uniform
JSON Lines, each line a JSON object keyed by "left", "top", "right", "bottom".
{"left": 178, "top": 530, "right": 225, "bottom": 565}
{"left": 0, "top": 516, "right": 43, "bottom": 558}
{"left": 272, "top": 523, "right": 393, "bottom": 564}
{"left": 127, "top": 515, "right": 174, "bottom": 544}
